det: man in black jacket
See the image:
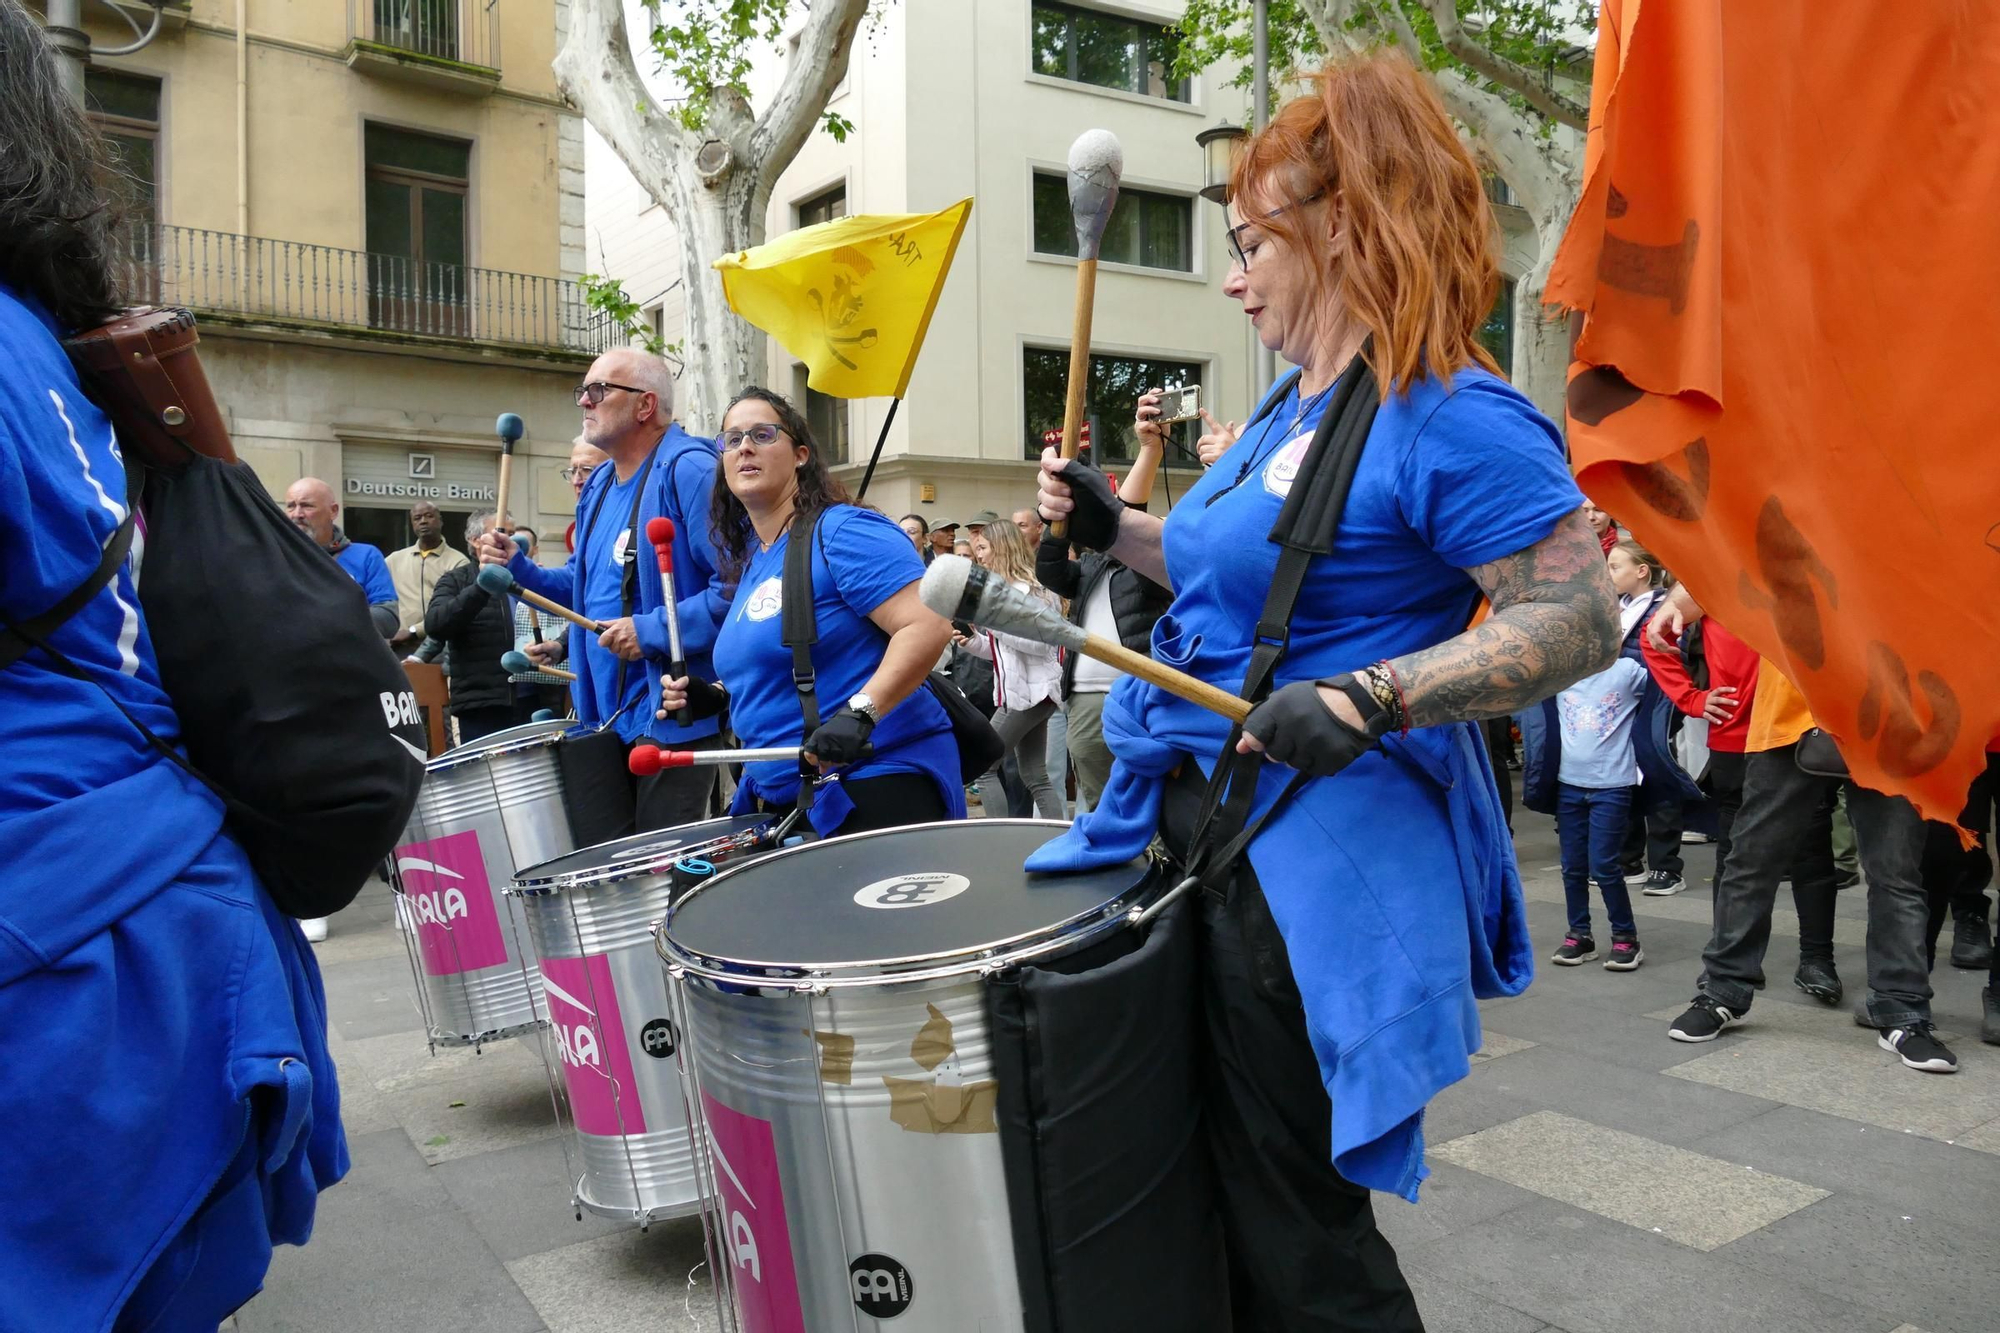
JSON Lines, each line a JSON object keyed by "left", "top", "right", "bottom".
{"left": 1036, "top": 531, "right": 1170, "bottom": 811}
{"left": 425, "top": 512, "right": 522, "bottom": 744}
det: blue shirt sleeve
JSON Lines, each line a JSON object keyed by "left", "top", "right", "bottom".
{"left": 819, "top": 507, "right": 928, "bottom": 617}
{"left": 508, "top": 549, "right": 576, "bottom": 606}
{"left": 354, "top": 544, "right": 396, "bottom": 605}
{"left": 1394, "top": 378, "right": 1582, "bottom": 570}
{"left": 635, "top": 443, "right": 727, "bottom": 662}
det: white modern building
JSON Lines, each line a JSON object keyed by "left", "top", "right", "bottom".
{"left": 589, "top": 0, "right": 1534, "bottom": 525}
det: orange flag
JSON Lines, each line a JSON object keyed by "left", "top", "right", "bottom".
{"left": 1548, "top": 0, "right": 2000, "bottom": 826}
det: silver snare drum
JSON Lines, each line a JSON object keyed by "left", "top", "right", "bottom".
{"left": 658, "top": 820, "right": 1159, "bottom": 1333}
{"left": 511, "top": 815, "right": 784, "bottom": 1225}
{"left": 391, "top": 719, "right": 574, "bottom": 1048}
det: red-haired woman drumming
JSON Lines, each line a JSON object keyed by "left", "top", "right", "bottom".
{"left": 1032, "top": 54, "right": 1621, "bottom": 1329}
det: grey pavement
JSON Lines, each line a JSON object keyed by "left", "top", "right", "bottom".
{"left": 234, "top": 821, "right": 2000, "bottom": 1333}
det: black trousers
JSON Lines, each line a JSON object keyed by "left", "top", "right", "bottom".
{"left": 1620, "top": 792, "right": 1685, "bottom": 877}
{"left": 1923, "top": 753, "right": 2000, "bottom": 964}
{"left": 749, "top": 770, "right": 953, "bottom": 839}
{"left": 1163, "top": 771, "right": 1425, "bottom": 1332}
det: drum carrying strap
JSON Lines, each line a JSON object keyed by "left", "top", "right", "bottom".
{"left": 1178, "top": 349, "right": 1380, "bottom": 897}
{"left": 780, "top": 507, "right": 826, "bottom": 815}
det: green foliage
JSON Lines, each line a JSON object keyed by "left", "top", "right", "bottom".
{"left": 1174, "top": 0, "right": 1593, "bottom": 128}
{"left": 579, "top": 272, "right": 667, "bottom": 357}
{"left": 640, "top": 1, "right": 889, "bottom": 139}
{"left": 822, "top": 110, "right": 856, "bottom": 142}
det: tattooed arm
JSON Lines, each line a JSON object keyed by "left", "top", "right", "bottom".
{"left": 1391, "top": 508, "right": 1621, "bottom": 726}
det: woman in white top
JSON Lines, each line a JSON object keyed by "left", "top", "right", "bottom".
{"left": 955, "top": 518, "right": 1066, "bottom": 819}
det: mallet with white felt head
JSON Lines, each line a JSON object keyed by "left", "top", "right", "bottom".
{"left": 921, "top": 555, "right": 1249, "bottom": 724}
{"left": 1050, "top": 129, "right": 1123, "bottom": 541}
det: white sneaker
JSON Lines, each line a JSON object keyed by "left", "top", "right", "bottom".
{"left": 300, "top": 917, "right": 329, "bottom": 942}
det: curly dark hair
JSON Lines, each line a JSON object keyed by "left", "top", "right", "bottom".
{"left": 708, "top": 386, "right": 852, "bottom": 583}
{"left": 0, "top": 2, "right": 125, "bottom": 331}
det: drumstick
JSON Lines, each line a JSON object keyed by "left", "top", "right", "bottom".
{"left": 510, "top": 532, "right": 546, "bottom": 642}
{"left": 1050, "top": 129, "right": 1123, "bottom": 542}
{"left": 644, "top": 516, "right": 690, "bottom": 727}
{"left": 475, "top": 564, "right": 608, "bottom": 635}
{"left": 494, "top": 412, "right": 524, "bottom": 531}
{"left": 501, "top": 649, "right": 577, "bottom": 683}
{"left": 920, "top": 555, "right": 1250, "bottom": 725}
{"left": 629, "top": 745, "right": 801, "bottom": 775}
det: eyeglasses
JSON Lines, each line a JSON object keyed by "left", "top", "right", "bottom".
{"left": 718, "top": 422, "right": 791, "bottom": 452}
{"left": 1226, "top": 190, "right": 1327, "bottom": 271}
{"left": 559, "top": 463, "right": 598, "bottom": 483}
{"left": 574, "top": 380, "right": 649, "bottom": 407}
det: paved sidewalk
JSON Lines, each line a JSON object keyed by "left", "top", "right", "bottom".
{"left": 235, "top": 822, "right": 2000, "bottom": 1333}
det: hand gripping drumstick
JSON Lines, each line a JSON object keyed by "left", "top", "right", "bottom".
{"left": 644, "top": 517, "right": 691, "bottom": 727}
{"left": 1050, "top": 129, "right": 1123, "bottom": 542}
{"left": 494, "top": 413, "right": 524, "bottom": 531}
{"left": 510, "top": 531, "right": 545, "bottom": 642}
{"left": 501, "top": 649, "right": 577, "bottom": 683}
{"left": 476, "top": 564, "right": 609, "bottom": 636}
{"left": 920, "top": 555, "right": 1250, "bottom": 724}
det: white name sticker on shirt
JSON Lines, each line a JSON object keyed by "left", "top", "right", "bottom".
{"left": 1261, "top": 433, "right": 1315, "bottom": 498}
{"left": 742, "top": 575, "right": 784, "bottom": 622}
{"left": 612, "top": 528, "right": 634, "bottom": 567}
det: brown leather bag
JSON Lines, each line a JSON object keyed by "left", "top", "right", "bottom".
{"left": 62, "top": 306, "right": 236, "bottom": 468}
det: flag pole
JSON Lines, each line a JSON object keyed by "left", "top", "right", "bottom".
{"left": 853, "top": 396, "right": 900, "bottom": 504}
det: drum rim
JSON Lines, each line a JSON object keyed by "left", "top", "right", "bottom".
{"left": 425, "top": 717, "right": 576, "bottom": 773}
{"left": 507, "top": 814, "right": 779, "bottom": 896}
{"left": 655, "top": 818, "right": 1158, "bottom": 987}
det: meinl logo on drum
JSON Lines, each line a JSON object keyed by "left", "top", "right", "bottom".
{"left": 848, "top": 1253, "right": 914, "bottom": 1318}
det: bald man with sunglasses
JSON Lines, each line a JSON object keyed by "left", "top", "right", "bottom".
{"left": 474, "top": 348, "right": 727, "bottom": 837}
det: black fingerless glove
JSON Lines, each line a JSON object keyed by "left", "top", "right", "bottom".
{"left": 684, "top": 676, "right": 729, "bottom": 722}
{"left": 803, "top": 706, "right": 877, "bottom": 766}
{"left": 1053, "top": 458, "right": 1125, "bottom": 553}
{"left": 1241, "top": 675, "right": 1392, "bottom": 779}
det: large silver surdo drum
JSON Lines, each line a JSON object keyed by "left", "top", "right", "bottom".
{"left": 659, "top": 820, "right": 1171, "bottom": 1333}
{"left": 509, "top": 816, "right": 784, "bottom": 1225}
{"left": 390, "top": 719, "right": 573, "bottom": 1047}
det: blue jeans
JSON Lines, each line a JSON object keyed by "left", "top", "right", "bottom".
{"left": 1558, "top": 782, "right": 1637, "bottom": 936}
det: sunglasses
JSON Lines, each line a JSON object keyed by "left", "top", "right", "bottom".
{"left": 1226, "top": 190, "right": 1328, "bottom": 271}
{"left": 574, "top": 380, "right": 649, "bottom": 407}
{"left": 718, "top": 422, "right": 792, "bottom": 452}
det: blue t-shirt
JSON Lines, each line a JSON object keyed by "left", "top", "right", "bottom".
{"left": 1557, "top": 656, "right": 1647, "bottom": 789}
{"left": 333, "top": 538, "right": 394, "bottom": 604}
{"left": 712, "top": 505, "right": 956, "bottom": 812}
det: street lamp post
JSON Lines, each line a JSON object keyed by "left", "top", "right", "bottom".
{"left": 40, "top": 0, "right": 172, "bottom": 107}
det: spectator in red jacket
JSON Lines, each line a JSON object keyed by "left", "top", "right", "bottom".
{"left": 1641, "top": 614, "right": 1754, "bottom": 883}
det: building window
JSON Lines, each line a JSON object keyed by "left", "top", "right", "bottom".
{"left": 85, "top": 69, "right": 161, "bottom": 231}
{"left": 1483, "top": 173, "right": 1517, "bottom": 208}
{"left": 364, "top": 124, "right": 471, "bottom": 333}
{"left": 1480, "top": 277, "right": 1516, "bottom": 375}
{"left": 797, "top": 184, "right": 847, "bottom": 229}
{"left": 795, "top": 366, "right": 851, "bottom": 465}
{"left": 1030, "top": 1, "right": 1190, "bottom": 103}
{"left": 1032, "top": 171, "right": 1192, "bottom": 272}
{"left": 1022, "top": 348, "right": 1203, "bottom": 467}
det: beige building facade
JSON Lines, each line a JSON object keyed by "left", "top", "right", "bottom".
{"left": 589, "top": 0, "right": 1536, "bottom": 529}
{"left": 57, "top": 0, "right": 597, "bottom": 561}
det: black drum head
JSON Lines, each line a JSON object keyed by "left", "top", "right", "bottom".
{"left": 514, "top": 815, "right": 776, "bottom": 892}
{"left": 663, "top": 821, "right": 1152, "bottom": 975}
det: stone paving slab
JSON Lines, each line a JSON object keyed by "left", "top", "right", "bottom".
{"left": 1432, "top": 1110, "right": 1829, "bottom": 1251}
{"left": 505, "top": 1223, "right": 713, "bottom": 1333}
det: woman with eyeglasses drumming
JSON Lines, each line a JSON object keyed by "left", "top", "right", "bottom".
{"left": 658, "top": 387, "right": 964, "bottom": 836}
{"left": 1031, "top": 54, "right": 1620, "bottom": 1330}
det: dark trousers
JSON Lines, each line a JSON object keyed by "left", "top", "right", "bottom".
{"left": 1922, "top": 753, "right": 2000, "bottom": 968}
{"left": 633, "top": 735, "right": 720, "bottom": 833}
{"left": 1703, "top": 750, "right": 1837, "bottom": 961}
{"left": 1483, "top": 718, "right": 1513, "bottom": 829}
{"left": 1621, "top": 792, "right": 1685, "bottom": 877}
{"left": 1706, "top": 750, "right": 1747, "bottom": 886}
{"left": 750, "top": 770, "right": 952, "bottom": 838}
{"left": 1559, "top": 783, "right": 1637, "bottom": 937}
{"left": 1700, "top": 746, "right": 1933, "bottom": 1025}
{"left": 1163, "top": 771, "right": 1424, "bottom": 1332}
{"left": 1000, "top": 752, "right": 1033, "bottom": 818}
{"left": 454, "top": 705, "right": 521, "bottom": 744}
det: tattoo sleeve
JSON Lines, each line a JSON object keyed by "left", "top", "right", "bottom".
{"left": 1390, "top": 508, "right": 1622, "bottom": 727}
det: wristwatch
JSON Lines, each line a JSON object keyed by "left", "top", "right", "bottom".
{"left": 847, "top": 692, "right": 879, "bottom": 721}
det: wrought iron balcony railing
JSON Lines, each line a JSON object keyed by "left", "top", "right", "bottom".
{"left": 350, "top": 0, "right": 499, "bottom": 71}
{"left": 112, "top": 224, "right": 614, "bottom": 357}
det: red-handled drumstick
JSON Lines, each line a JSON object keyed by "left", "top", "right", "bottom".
{"left": 629, "top": 745, "right": 802, "bottom": 775}
{"left": 643, "top": 516, "right": 690, "bottom": 728}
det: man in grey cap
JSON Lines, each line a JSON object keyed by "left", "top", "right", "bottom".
{"left": 964, "top": 510, "right": 1001, "bottom": 534}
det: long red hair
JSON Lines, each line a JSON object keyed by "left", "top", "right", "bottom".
{"left": 1230, "top": 52, "right": 1501, "bottom": 394}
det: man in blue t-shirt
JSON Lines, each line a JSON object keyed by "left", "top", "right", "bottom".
{"left": 284, "top": 476, "right": 396, "bottom": 639}
{"left": 474, "top": 348, "right": 727, "bottom": 837}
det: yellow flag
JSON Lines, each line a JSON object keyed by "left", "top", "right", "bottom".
{"left": 712, "top": 198, "right": 972, "bottom": 399}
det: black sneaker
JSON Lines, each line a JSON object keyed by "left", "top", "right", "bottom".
{"left": 1669, "top": 995, "right": 1742, "bottom": 1042}
{"left": 1793, "top": 959, "right": 1843, "bottom": 1005}
{"left": 1604, "top": 935, "right": 1644, "bottom": 971}
{"left": 1640, "top": 870, "right": 1687, "bottom": 896}
{"left": 1951, "top": 913, "right": 1994, "bottom": 970}
{"left": 1879, "top": 1022, "right": 1958, "bottom": 1073}
{"left": 1983, "top": 988, "right": 2000, "bottom": 1047}
{"left": 1550, "top": 935, "right": 1597, "bottom": 966}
